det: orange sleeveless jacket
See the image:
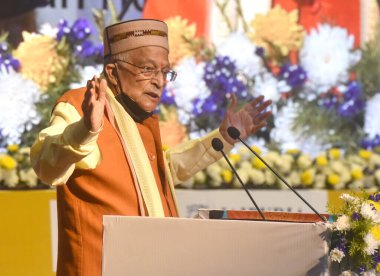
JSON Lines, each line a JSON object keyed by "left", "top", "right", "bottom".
{"left": 55, "top": 88, "right": 178, "bottom": 276}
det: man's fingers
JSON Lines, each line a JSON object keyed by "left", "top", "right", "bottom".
{"left": 98, "top": 79, "right": 107, "bottom": 101}
{"left": 228, "top": 93, "right": 238, "bottom": 113}
{"left": 249, "top": 95, "right": 265, "bottom": 108}
{"left": 254, "top": 111, "right": 272, "bottom": 123}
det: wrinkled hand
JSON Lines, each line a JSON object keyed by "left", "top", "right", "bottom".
{"left": 82, "top": 76, "right": 107, "bottom": 132}
{"left": 219, "top": 94, "right": 272, "bottom": 145}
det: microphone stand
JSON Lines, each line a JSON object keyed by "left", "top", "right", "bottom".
{"left": 212, "top": 138, "right": 266, "bottom": 221}
{"left": 233, "top": 134, "right": 326, "bottom": 222}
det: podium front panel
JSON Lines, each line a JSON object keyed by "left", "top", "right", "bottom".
{"left": 102, "top": 216, "right": 330, "bottom": 276}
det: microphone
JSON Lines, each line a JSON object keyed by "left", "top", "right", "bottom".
{"left": 227, "top": 126, "right": 327, "bottom": 222}
{"left": 211, "top": 138, "right": 266, "bottom": 221}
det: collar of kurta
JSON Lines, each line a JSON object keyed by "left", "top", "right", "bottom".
{"left": 104, "top": 86, "right": 165, "bottom": 217}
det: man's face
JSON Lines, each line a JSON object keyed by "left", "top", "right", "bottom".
{"left": 115, "top": 46, "right": 169, "bottom": 112}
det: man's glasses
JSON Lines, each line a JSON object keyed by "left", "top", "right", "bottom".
{"left": 115, "top": 58, "right": 177, "bottom": 82}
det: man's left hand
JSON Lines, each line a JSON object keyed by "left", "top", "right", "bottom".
{"left": 219, "top": 94, "right": 272, "bottom": 145}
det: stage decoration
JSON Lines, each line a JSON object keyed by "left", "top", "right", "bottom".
{"left": 0, "top": 69, "right": 42, "bottom": 146}
{"left": 329, "top": 192, "right": 380, "bottom": 274}
{"left": 179, "top": 145, "right": 380, "bottom": 191}
{"left": 160, "top": 5, "right": 380, "bottom": 153}
{"left": 165, "top": 16, "right": 197, "bottom": 65}
{"left": 12, "top": 32, "right": 69, "bottom": 92}
{"left": 248, "top": 5, "right": 305, "bottom": 59}
{"left": 0, "top": 2, "right": 379, "bottom": 192}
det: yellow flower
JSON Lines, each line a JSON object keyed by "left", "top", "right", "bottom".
{"left": 316, "top": 155, "right": 328, "bottom": 167}
{"left": 165, "top": 16, "right": 197, "bottom": 65}
{"left": 7, "top": 144, "right": 19, "bottom": 153}
{"left": 0, "top": 155, "right": 17, "bottom": 170}
{"left": 377, "top": 262, "right": 380, "bottom": 272}
{"left": 252, "top": 157, "right": 266, "bottom": 170}
{"left": 229, "top": 153, "right": 241, "bottom": 163}
{"left": 297, "top": 154, "right": 312, "bottom": 169}
{"left": 359, "top": 149, "right": 372, "bottom": 160}
{"left": 286, "top": 148, "right": 300, "bottom": 155}
{"left": 371, "top": 225, "right": 380, "bottom": 241}
{"left": 13, "top": 32, "right": 68, "bottom": 91}
{"left": 327, "top": 174, "right": 340, "bottom": 186}
{"left": 162, "top": 145, "right": 169, "bottom": 151}
{"left": 248, "top": 5, "right": 305, "bottom": 57}
{"left": 300, "top": 169, "right": 314, "bottom": 186}
{"left": 368, "top": 200, "right": 380, "bottom": 212}
{"left": 221, "top": 169, "right": 233, "bottom": 183}
{"left": 250, "top": 146, "right": 262, "bottom": 155}
{"left": 351, "top": 168, "right": 363, "bottom": 180}
{"left": 328, "top": 148, "right": 341, "bottom": 160}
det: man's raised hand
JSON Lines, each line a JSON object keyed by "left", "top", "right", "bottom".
{"left": 82, "top": 76, "right": 107, "bottom": 132}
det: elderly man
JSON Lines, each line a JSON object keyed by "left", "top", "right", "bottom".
{"left": 31, "top": 19, "right": 272, "bottom": 276}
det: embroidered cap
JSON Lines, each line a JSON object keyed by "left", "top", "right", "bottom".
{"left": 104, "top": 19, "right": 169, "bottom": 57}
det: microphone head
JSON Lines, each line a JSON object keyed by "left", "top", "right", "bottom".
{"left": 211, "top": 138, "right": 224, "bottom": 152}
{"left": 227, "top": 126, "right": 240, "bottom": 139}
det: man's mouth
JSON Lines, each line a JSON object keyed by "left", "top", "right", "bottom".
{"left": 146, "top": 92, "right": 160, "bottom": 100}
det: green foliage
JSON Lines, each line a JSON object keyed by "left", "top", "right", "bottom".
{"left": 293, "top": 99, "right": 365, "bottom": 152}
{"left": 356, "top": 33, "right": 380, "bottom": 99}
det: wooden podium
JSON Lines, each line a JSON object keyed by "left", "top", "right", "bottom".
{"left": 102, "top": 211, "right": 330, "bottom": 276}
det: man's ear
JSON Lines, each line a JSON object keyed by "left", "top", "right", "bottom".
{"left": 105, "top": 63, "right": 118, "bottom": 86}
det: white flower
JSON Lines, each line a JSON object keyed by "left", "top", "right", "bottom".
{"left": 270, "top": 101, "right": 329, "bottom": 156}
{"left": 340, "top": 271, "right": 354, "bottom": 276}
{"left": 300, "top": 24, "right": 360, "bottom": 93}
{"left": 0, "top": 70, "right": 42, "bottom": 144}
{"left": 335, "top": 215, "right": 351, "bottom": 231}
{"left": 2, "top": 169, "right": 19, "bottom": 188}
{"left": 339, "top": 194, "right": 359, "bottom": 204}
{"left": 253, "top": 72, "right": 282, "bottom": 102}
{"left": 361, "top": 270, "right": 377, "bottom": 276}
{"left": 361, "top": 203, "right": 380, "bottom": 222}
{"left": 165, "top": 57, "right": 209, "bottom": 124}
{"left": 364, "top": 94, "right": 380, "bottom": 138}
{"left": 39, "top": 23, "right": 58, "bottom": 38}
{"left": 248, "top": 168, "right": 265, "bottom": 185}
{"left": 329, "top": 248, "right": 345, "bottom": 263}
{"left": 217, "top": 32, "right": 264, "bottom": 78}
{"left": 364, "top": 232, "right": 380, "bottom": 255}
{"left": 70, "top": 65, "right": 103, "bottom": 89}
{"left": 206, "top": 162, "right": 223, "bottom": 187}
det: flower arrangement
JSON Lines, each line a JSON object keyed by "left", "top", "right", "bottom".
{"left": 178, "top": 145, "right": 380, "bottom": 191}
{"left": 160, "top": 3, "right": 380, "bottom": 155}
{"left": 0, "top": 17, "right": 103, "bottom": 189}
{"left": 0, "top": 145, "right": 38, "bottom": 189}
{"left": 328, "top": 192, "right": 380, "bottom": 275}
{"left": 0, "top": 1, "right": 379, "bottom": 190}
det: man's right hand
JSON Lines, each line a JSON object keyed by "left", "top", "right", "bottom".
{"left": 82, "top": 76, "right": 107, "bottom": 132}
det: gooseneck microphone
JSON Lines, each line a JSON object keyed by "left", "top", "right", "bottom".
{"left": 211, "top": 138, "right": 266, "bottom": 221}
{"left": 226, "top": 126, "right": 326, "bottom": 222}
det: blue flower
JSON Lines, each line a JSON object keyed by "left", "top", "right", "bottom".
{"left": 196, "top": 55, "right": 248, "bottom": 118}
{"left": 337, "top": 81, "right": 365, "bottom": 118}
{"left": 360, "top": 135, "right": 380, "bottom": 150}
{"left": 71, "top": 18, "right": 92, "bottom": 42}
{"left": 0, "top": 43, "right": 20, "bottom": 73}
{"left": 279, "top": 63, "right": 307, "bottom": 89}
{"left": 352, "top": 212, "right": 361, "bottom": 221}
{"left": 160, "top": 87, "right": 176, "bottom": 106}
{"left": 56, "top": 19, "right": 71, "bottom": 41}
{"left": 255, "top": 47, "right": 265, "bottom": 58}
